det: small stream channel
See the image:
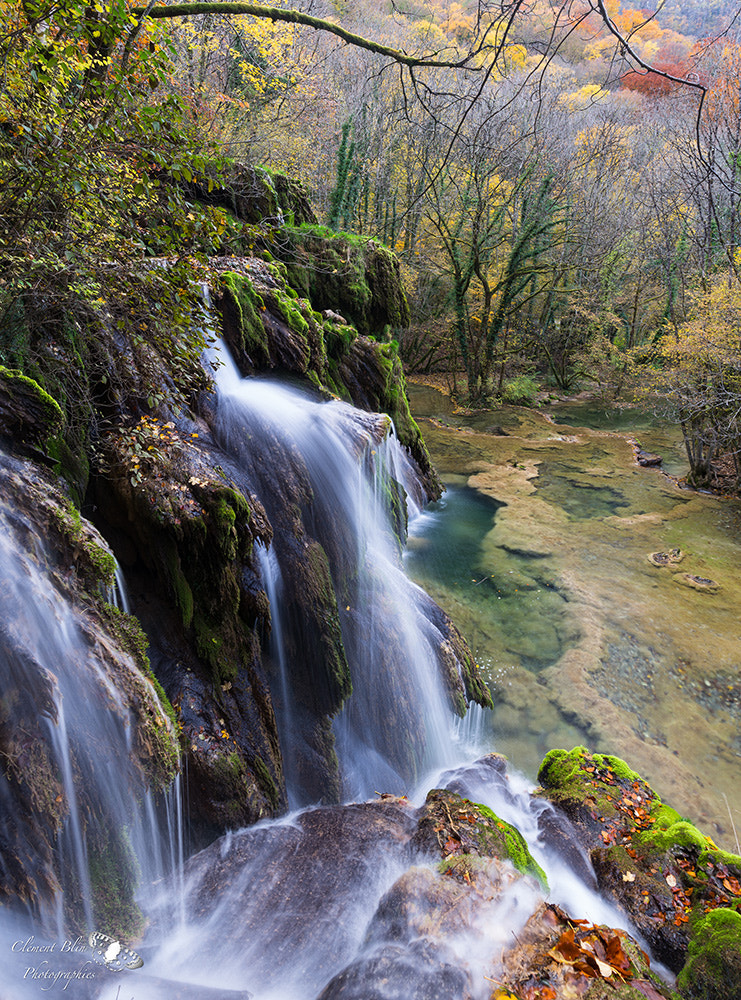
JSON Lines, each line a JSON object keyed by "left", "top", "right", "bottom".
{"left": 407, "top": 384, "right": 741, "bottom": 850}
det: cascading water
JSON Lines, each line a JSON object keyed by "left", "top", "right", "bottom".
{"left": 0, "top": 453, "right": 182, "bottom": 949}
{"left": 209, "top": 344, "right": 456, "bottom": 802}
{"left": 114, "top": 344, "right": 660, "bottom": 1000}
{"left": 0, "top": 346, "right": 670, "bottom": 1000}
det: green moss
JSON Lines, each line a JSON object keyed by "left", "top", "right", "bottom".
{"left": 162, "top": 539, "right": 194, "bottom": 628}
{"left": 100, "top": 603, "right": 150, "bottom": 673}
{"left": 0, "top": 364, "right": 64, "bottom": 436}
{"left": 538, "top": 747, "right": 642, "bottom": 801}
{"left": 150, "top": 675, "right": 179, "bottom": 735}
{"left": 269, "top": 285, "right": 310, "bottom": 337}
{"left": 277, "top": 226, "right": 407, "bottom": 338}
{"left": 47, "top": 436, "right": 90, "bottom": 507}
{"left": 252, "top": 754, "right": 281, "bottom": 811}
{"left": 304, "top": 540, "right": 351, "bottom": 706}
{"left": 88, "top": 829, "right": 144, "bottom": 941}
{"left": 220, "top": 271, "right": 270, "bottom": 365}
{"left": 637, "top": 807, "right": 741, "bottom": 871}
{"left": 324, "top": 320, "right": 358, "bottom": 361}
{"left": 473, "top": 802, "right": 548, "bottom": 887}
{"left": 49, "top": 496, "right": 116, "bottom": 589}
{"left": 677, "top": 908, "right": 741, "bottom": 1000}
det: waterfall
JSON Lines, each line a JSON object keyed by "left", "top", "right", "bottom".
{"left": 0, "top": 349, "right": 666, "bottom": 1000}
{"left": 0, "top": 454, "right": 183, "bottom": 941}
{"left": 209, "top": 344, "right": 457, "bottom": 802}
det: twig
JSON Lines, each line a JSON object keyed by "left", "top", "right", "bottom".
{"left": 722, "top": 792, "right": 740, "bottom": 855}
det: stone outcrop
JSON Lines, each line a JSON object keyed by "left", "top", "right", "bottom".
{"left": 537, "top": 746, "right": 741, "bottom": 996}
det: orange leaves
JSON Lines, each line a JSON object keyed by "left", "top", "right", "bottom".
{"left": 444, "top": 835, "right": 461, "bottom": 856}
{"left": 548, "top": 923, "right": 634, "bottom": 983}
{"left": 723, "top": 874, "right": 741, "bottom": 896}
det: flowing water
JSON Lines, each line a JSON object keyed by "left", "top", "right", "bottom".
{"left": 406, "top": 384, "right": 741, "bottom": 849}
{"left": 209, "top": 346, "right": 455, "bottom": 803}
{"left": 0, "top": 456, "right": 185, "bottom": 996}
{"left": 0, "top": 363, "right": 696, "bottom": 999}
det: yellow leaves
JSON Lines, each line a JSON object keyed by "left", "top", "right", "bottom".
{"left": 559, "top": 83, "right": 609, "bottom": 112}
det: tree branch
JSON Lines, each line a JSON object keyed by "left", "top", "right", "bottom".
{"left": 131, "top": 2, "right": 480, "bottom": 69}
{"left": 593, "top": 0, "right": 706, "bottom": 155}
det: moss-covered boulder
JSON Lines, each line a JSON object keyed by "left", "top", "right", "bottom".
{"left": 678, "top": 908, "right": 741, "bottom": 1000}
{"left": 0, "top": 364, "right": 64, "bottom": 454}
{"left": 279, "top": 226, "right": 409, "bottom": 338}
{"left": 413, "top": 788, "right": 547, "bottom": 886}
{"left": 537, "top": 747, "right": 741, "bottom": 983}
{"left": 91, "top": 416, "right": 288, "bottom": 835}
{"left": 187, "top": 163, "right": 317, "bottom": 227}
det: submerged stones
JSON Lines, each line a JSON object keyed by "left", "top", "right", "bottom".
{"left": 647, "top": 549, "right": 721, "bottom": 593}
{"left": 675, "top": 574, "right": 721, "bottom": 594}
{"left": 648, "top": 548, "right": 685, "bottom": 567}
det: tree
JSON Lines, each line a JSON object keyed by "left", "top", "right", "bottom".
{"left": 648, "top": 275, "right": 741, "bottom": 490}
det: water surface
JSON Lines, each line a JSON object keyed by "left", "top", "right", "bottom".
{"left": 407, "top": 385, "right": 741, "bottom": 849}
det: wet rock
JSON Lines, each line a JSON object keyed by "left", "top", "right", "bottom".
{"left": 317, "top": 862, "right": 521, "bottom": 1000}
{"left": 145, "top": 799, "right": 417, "bottom": 997}
{"left": 637, "top": 449, "right": 663, "bottom": 467}
{"left": 497, "top": 901, "right": 677, "bottom": 1000}
{"left": 216, "top": 256, "right": 441, "bottom": 500}
{"left": 412, "top": 788, "right": 547, "bottom": 885}
{"left": 536, "top": 747, "right": 741, "bottom": 978}
{"left": 92, "top": 422, "right": 288, "bottom": 832}
{"left": 317, "top": 937, "right": 469, "bottom": 1000}
{"left": 0, "top": 454, "right": 179, "bottom": 936}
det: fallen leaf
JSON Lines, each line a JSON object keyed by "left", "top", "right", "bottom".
{"left": 594, "top": 957, "right": 614, "bottom": 978}
{"left": 633, "top": 979, "right": 669, "bottom": 1000}
{"left": 623, "top": 871, "right": 636, "bottom": 882}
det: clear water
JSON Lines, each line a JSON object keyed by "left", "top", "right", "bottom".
{"left": 406, "top": 486, "right": 573, "bottom": 672}
{"left": 406, "top": 384, "right": 741, "bottom": 848}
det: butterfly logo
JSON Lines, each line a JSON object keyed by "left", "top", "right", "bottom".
{"left": 88, "top": 931, "right": 144, "bottom": 972}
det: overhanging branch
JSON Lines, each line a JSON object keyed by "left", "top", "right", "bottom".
{"left": 593, "top": 0, "right": 707, "bottom": 155}
{"left": 130, "top": 2, "right": 479, "bottom": 69}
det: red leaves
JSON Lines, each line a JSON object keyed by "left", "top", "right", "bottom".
{"left": 723, "top": 875, "right": 741, "bottom": 895}
{"left": 548, "top": 921, "right": 636, "bottom": 984}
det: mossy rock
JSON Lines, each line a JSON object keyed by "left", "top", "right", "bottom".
{"left": 0, "top": 364, "right": 64, "bottom": 450}
{"left": 537, "top": 747, "right": 741, "bottom": 976}
{"left": 88, "top": 828, "right": 144, "bottom": 941}
{"left": 219, "top": 271, "right": 270, "bottom": 368}
{"left": 187, "top": 163, "right": 316, "bottom": 226}
{"left": 337, "top": 336, "right": 441, "bottom": 499}
{"left": 277, "top": 226, "right": 409, "bottom": 338}
{"left": 413, "top": 788, "right": 547, "bottom": 887}
{"left": 678, "top": 908, "right": 741, "bottom": 1000}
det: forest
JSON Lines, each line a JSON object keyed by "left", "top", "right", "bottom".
{"left": 3, "top": 0, "right": 741, "bottom": 489}
{"left": 2, "top": 3, "right": 741, "bottom": 1000}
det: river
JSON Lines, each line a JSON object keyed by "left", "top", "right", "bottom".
{"left": 406, "top": 384, "right": 741, "bottom": 852}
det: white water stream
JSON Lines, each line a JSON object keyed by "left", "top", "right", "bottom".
{"left": 0, "top": 354, "right": 653, "bottom": 999}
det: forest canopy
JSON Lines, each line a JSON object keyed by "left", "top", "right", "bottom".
{"left": 2, "top": 0, "right": 741, "bottom": 486}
